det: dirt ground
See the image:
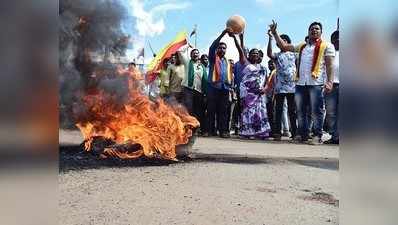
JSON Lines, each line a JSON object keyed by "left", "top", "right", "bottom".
{"left": 59, "top": 130, "right": 339, "bottom": 225}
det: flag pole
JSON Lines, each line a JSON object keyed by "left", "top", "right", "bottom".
{"left": 194, "top": 24, "right": 197, "bottom": 48}
{"left": 147, "top": 39, "right": 156, "bottom": 57}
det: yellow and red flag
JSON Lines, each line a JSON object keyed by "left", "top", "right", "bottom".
{"left": 145, "top": 31, "right": 187, "bottom": 84}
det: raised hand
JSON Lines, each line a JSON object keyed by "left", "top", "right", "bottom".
{"left": 224, "top": 27, "right": 233, "bottom": 34}
{"left": 267, "top": 29, "right": 273, "bottom": 38}
{"left": 269, "top": 20, "right": 277, "bottom": 34}
{"left": 227, "top": 31, "right": 235, "bottom": 38}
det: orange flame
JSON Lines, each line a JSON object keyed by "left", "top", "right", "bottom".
{"left": 75, "top": 69, "right": 199, "bottom": 160}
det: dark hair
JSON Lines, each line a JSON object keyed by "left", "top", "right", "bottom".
{"left": 280, "top": 34, "right": 292, "bottom": 44}
{"left": 128, "top": 62, "right": 136, "bottom": 66}
{"left": 308, "top": 22, "right": 323, "bottom": 32}
{"left": 249, "top": 48, "right": 259, "bottom": 55}
{"left": 172, "top": 53, "right": 181, "bottom": 65}
{"left": 218, "top": 42, "right": 227, "bottom": 47}
{"left": 200, "top": 54, "right": 208, "bottom": 59}
{"left": 331, "top": 30, "right": 339, "bottom": 40}
{"left": 190, "top": 48, "right": 199, "bottom": 55}
{"left": 258, "top": 50, "right": 264, "bottom": 57}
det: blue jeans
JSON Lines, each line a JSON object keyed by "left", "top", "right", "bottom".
{"left": 295, "top": 85, "right": 325, "bottom": 139}
{"left": 325, "top": 84, "right": 339, "bottom": 141}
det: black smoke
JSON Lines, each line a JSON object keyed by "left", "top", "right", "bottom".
{"left": 59, "top": 0, "right": 131, "bottom": 128}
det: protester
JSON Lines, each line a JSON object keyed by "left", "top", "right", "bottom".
{"left": 178, "top": 48, "right": 208, "bottom": 135}
{"left": 265, "top": 59, "right": 276, "bottom": 137}
{"left": 159, "top": 58, "right": 170, "bottom": 98}
{"left": 324, "top": 30, "right": 339, "bottom": 144}
{"left": 200, "top": 54, "right": 209, "bottom": 72}
{"left": 269, "top": 20, "right": 335, "bottom": 145}
{"left": 227, "top": 59, "right": 235, "bottom": 133}
{"left": 126, "top": 62, "right": 144, "bottom": 89}
{"left": 167, "top": 53, "right": 185, "bottom": 104}
{"left": 281, "top": 99, "right": 291, "bottom": 137}
{"left": 228, "top": 32, "right": 271, "bottom": 139}
{"left": 207, "top": 28, "right": 234, "bottom": 138}
{"left": 257, "top": 50, "right": 268, "bottom": 77}
{"left": 200, "top": 54, "right": 210, "bottom": 136}
{"left": 267, "top": 31, "right": 297, "bottom": 140}
{"left": 127, "top": 62, "right": 143, "bottom": 81}
{"left": 231, "top": 34, "right": 246, "bottom": 135}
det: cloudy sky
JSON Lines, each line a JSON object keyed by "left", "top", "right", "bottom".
{"left": 122, "top": 0, "right": 339, "bottom": 64}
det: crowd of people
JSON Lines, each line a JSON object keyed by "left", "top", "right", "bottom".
{"left": 149, "top": 20, "right": 339, "bottom": 145}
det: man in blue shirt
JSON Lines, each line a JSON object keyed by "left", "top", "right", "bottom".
{"left": 207, "top": 28, "right": 234, "bottom": 138}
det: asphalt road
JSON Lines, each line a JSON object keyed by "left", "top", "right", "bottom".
{"left": 59, "top": 130, "right": 339, "bottom": 225}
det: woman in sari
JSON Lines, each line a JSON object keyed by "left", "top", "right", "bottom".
{"left": 230, "top": 32, "right": 271, "bottom": 139}
{"left": 239, "top": 54, "right": 271, "bottom": 139}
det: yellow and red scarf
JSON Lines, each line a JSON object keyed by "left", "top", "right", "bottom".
{"left": 297, "top": 39, "right": 327, "bottom": 80}
{"left": 211, "top": 55, "right": 233, "bottom": 84}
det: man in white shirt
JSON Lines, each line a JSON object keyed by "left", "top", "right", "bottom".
{"left": 324, "top": 30, "right": 339, "bottom": 144}
{"left": 269, "top": 20, "right": 335, "bottom": 145}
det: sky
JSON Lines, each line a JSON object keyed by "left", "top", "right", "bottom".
{"left": 122, "top": 0, "right": 339, "bottom": 65}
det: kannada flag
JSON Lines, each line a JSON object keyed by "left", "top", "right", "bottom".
{"left": 146, "top": 31, "right": 188, "bottom": 84}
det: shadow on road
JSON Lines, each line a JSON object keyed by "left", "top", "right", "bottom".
{"left": 59, "top": 145, "right": 178, "bottom": 173}
{"left": 191, "top": 153, "right": 338, "bottom": 170}
{"left": 60, "top": 144, "right": 338, "bottom": 173}
{"left": 287, "top": 158, "right": 339, "bottom": 170}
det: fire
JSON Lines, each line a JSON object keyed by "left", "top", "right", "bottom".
{"left": 75, "top": 68, "right": 199, "bottom": 160}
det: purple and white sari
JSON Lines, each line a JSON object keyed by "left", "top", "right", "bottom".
{"left": 239, "top": 64, "right": 271, "bottom": 138}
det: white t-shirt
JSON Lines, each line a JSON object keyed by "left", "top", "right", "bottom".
{"left": 192, "top": 62, "right": 204, "bottom": 93}
{"left": 333, "top": 51, "right": 339, "bottom": 84}
{"left": 295, "top": 41, "right": 335, "bottom": 86}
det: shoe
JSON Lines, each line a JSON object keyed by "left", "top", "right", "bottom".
{"left": 291, "top": 135, "right": 309, "bottom": 143}
{"left": 282, "top": 131, "right": 290, "bottom": 137}
{"left": 273, "top": 134, "right": 282, "bottom": 141}
{"left": 202, "top": 132, "right": 209, "bottom": 137}
{"left": 209, "top": 132, "right": 218, "bottom": 137}
{"left": 323, "top": 139, "right": 339, "bottom": 145}
{"left": 220, "top": 133, "right": 230, "bottom": 138}
{"left": 309, "top": 136, "right": 323, "bottom": 145}
{"left": 292, "top": 135, "right": 301, "bottom": 142}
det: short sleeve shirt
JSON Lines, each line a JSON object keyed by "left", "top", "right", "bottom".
{"left": 273, "top": 51, "right": 296, "bottom": 93}
{"left": 294, "top": 41, "right": 335, "bottom": 86}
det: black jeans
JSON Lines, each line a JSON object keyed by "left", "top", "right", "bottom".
{"left": 207, "top": 86, "right": 230, "bottom": 135}
{"left": 169, "top": 92, "right": 184, "bottom": 105}
{"left": 192, "top": 90, "right": 208, "bottom": 134}
{"left": 183, "top": 87, "right": 194, "bottom": 114}
{"left": 266, "top": 96, "right": 275, "bottom": 135}
{"left": 274, "top": 93, "right": 297, "bottom": 137}
{"left": 231, "top": 90, "right": 241, "bottom": 131}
